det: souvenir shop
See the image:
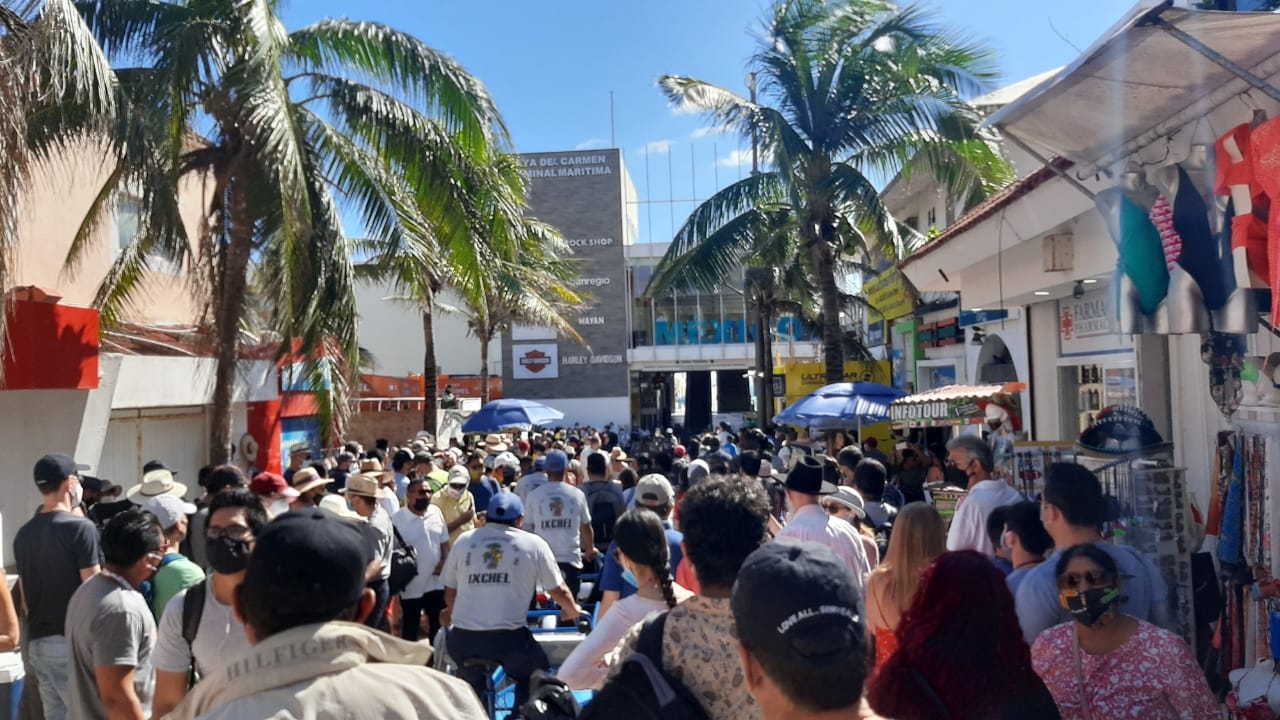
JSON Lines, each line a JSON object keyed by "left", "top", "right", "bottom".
{"left": 984, "top": 2, "right": 1280, "bottom": 710}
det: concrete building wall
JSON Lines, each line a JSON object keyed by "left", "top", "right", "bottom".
{"left": 16, "top": 140, "right": 211, "bottom": 324}
{"left": 354, "top": 280, "right": 497, "bottom": 379}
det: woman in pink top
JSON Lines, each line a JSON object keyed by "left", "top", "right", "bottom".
{"left": 864, "top": 503, "right": 945, "bottom": 668}
{"left": 1031, "top": 543, "right": 1219, "bottom": 720}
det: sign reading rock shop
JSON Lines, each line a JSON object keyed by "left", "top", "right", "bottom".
{"left": 501, "top": 150, "right": 632, "bottom": 400}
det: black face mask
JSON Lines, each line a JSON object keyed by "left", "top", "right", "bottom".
{"left": 207, "top": 535, "right": 251, "bottom": 574}
{"left": 412, "top": 498, "right": 431, "bottom": 513}
{"left": 1062, "top": 586, "right": 1122, "bottom": 627}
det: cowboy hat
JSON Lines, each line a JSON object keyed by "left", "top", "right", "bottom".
{"left": 127, "top": 469, "right": 189, "bottom": 505}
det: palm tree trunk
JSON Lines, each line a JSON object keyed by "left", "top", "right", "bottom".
{"left": 812, "top": 239, "right": 845, "bottom": 385}
{"left": 479, "top": 328, "right": 491, "bottom": 405}
{"left": 209, "top": 182, "right": 254, "bottom": 465}
{"left": 422, "top": 295, "right": 439, "bottom": 435}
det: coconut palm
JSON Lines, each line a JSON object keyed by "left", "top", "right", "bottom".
{"left": 648, "top": 0, "right": 1012, "bottom": 383}
{"left": 0, "top": 0, "right": 114, "bottom": 368}
{"left": 61, "top": 1, "right": 506, "bottom": 462}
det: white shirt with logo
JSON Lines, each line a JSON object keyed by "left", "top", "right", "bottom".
{"left": 443, "top": 523, "right": 563, "bottom": 631}
{"left": 524, "top": 482, "right": 591, "bottom": 567}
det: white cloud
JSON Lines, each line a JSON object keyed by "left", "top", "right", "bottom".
{"left": 644, "top": 139, "right": 675, "bottom": 154}
{"left": 574, "top": 137, "right": 607, "bottom": 150}
{"left": 690, "top": 126, "right": 729, "bottom": 139}
{"left": 718, "top": 147, "right": 775, "bottom": 169}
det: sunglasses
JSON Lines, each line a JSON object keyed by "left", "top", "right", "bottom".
{"left": 1057, "top": 570, "right": 1115, "bottom": 591}
{"left": 823, "top": 504, "right": 844, "bottom": 514}
{"left": 208, "top": 525, "right": 253, "bottom": 541}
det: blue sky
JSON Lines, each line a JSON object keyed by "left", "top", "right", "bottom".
{"left": 285, "top": 0, "right": 1130, "bottom": 244}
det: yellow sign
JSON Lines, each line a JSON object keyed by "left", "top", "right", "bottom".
{"left": 777, "top": 361, "right": 892, "bottom": 405}
{"left": 864, "top": 271, "right": 916, "bottom": 321}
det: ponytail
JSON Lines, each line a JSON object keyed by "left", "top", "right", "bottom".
{"left": 654, "top": 561, "right": 678, "bottom": 608}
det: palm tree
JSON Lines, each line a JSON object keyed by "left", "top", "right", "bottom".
{"left": 0, "top": 0, "right": 114, "bottom": 367}
{"left": 648, "top": 0, "right": 1012, "bottom": 383}
{"left": 62, "top": 1, "right": 506, "bottom": 462}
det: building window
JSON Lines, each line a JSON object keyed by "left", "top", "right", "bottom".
{"left": 115, "top": 194, "right": 181, "bottom": 274}
{"left": 926, "top": 207, "right": 937, "bottom": 228}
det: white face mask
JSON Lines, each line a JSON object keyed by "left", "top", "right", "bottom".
{"left": 267, "top": 498, "right": 290, "bottom": 518}
{"left": 447, "top": 486, "right": 466, "bottom": 500}
{"left": 70, "top": 479, "right": 84, "bottom": 508}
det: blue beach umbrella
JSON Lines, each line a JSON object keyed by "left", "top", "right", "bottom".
{"left": 461, "top": 398, "right": 566, "bottom": 433}
{"left": 773, "top": 382, "right": 906, "bottom": 431}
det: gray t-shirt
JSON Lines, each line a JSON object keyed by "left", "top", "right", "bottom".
{"left": 524, "top": 482, "right": 591, "bottom": 567}
{"left": 14, "top": 510, "right": 100, "bottom": 639}
{"left": 443, "top": 524, "right": 562, "bottom": 631}
{"left": 514, "top": 472, "right": 548, "bottom": 503}
{"left": 365, "top": 506, "right": 394, "bottom": 580}
{"left": 153, "top": 581, "right": 251, "bottom": 677}
{"left": 65, "top": 573, "right": 156, "bottom": 720}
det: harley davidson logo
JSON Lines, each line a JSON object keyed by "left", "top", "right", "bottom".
{"left": 519, "top": 349, "right": 553, "bottom": 374}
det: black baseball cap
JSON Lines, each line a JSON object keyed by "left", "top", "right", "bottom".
{"left": 33, "top": 454, "right": 87, "bottom": 488}
{"left": 239, "top": 508, "right": 372, "bottom": 619}
{"left": 732, "top": 539, "right": 865, "bottom": 667}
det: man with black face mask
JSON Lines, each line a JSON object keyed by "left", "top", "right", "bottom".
{"left": 165, "top": 507, "right": 485, "bottom": 720}
{"left": 392, "top": 476, "right": 451, "bottom": 641}
{"left": 152, "top": 489, "right": 267, "bottom": 718}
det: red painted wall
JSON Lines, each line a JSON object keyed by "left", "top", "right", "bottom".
{"left": 2, "top": 300, "right": 99, "bottom": 389}
{"left": 246, "top": 399, "right": 282, "bottom": 473}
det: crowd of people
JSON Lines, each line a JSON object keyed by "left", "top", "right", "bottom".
{"left": 5, "top": 420, "right": 1224, "bottom": 719}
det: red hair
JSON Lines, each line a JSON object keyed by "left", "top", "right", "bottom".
{"left": 867, "top": 551, "right": 1041, "bottom": 720}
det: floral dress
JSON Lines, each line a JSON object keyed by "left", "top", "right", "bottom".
{"left": 1031, "top": 620, "right": 1221, "bottom": 720}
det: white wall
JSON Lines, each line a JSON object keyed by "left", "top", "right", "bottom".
{"left": 354, "top": 279, "right": 498, "bottom": 379}
{"left": 0, "top": 389, "right": 95, "bottom": 566}
{"left": 535, "top": 396, "right": 630, "bottom": 431}
{"left": 110, "top": 356, "right": 276, "bottom": 409}
{"left": 1029, "top": 301, "right": 1062, "bottom": 442}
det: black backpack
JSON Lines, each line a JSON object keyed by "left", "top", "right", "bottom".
{"left": 388, "top": 523, "right": 419, "bottom": 596}
{"left": 578, "top": 612, "right": 709, "bottom": 720}
{"left": 180, "top": 579, "right": 208, "bottom": 687}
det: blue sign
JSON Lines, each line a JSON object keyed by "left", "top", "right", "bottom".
{"left": 867, "top": 321, "right": 885, "bottom": 347}
{"left": 652, "top": 316, "right": 812, "bottom": 346}
{"left": 959, "top": 308, "right": 1010, "bottom": 328}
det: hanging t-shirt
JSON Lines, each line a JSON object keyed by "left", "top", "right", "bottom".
{"left": 153, "top": 581, "right": 251, "bottom": 678}
{"left": 524, "top": 482, "right": 591, "bottom": 567}
{"left": 442, "top": 523, "right": 562, "bottom": 631}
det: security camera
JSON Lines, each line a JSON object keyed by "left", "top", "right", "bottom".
{"left": 1072, "top": 281, "right": 1085, "bottom": 300}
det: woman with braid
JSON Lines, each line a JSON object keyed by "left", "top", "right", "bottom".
{"left": 556, "top": 509, "right": 691, "bottom": 689}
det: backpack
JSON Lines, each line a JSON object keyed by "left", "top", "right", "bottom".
{"left": 388, "top": 523, "right": 419, "bottom": 596}
{"left": 872, "top": 504, "right": 897, "bottom": 559}
{"left": 578, "top": 612, "right": 709, "bottom": 720}
{"left": 585, "top": 482, "right": 623, "bottom": 553}
{"left": 181, "top": 578, "right": 208, "bottom": 687}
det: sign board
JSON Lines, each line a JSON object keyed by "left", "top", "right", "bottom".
{"left": 889, "top": 393, "right": 1022, "bottom": 427}
{"left": 778, "top": 360, "right": 891, "bottom": 405}
{"left": 1058, "top": 286, "right": 1133, "bottom": 356}
{"left": 501, "top": 150, "right": 631, "bottom": 398}
{"left": 864, "top": 271, "right": 916, "bottom": 321}
{"left": 866, "top": 320, "right": 885, "bottom": 348}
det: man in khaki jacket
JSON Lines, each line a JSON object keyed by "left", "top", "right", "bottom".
{"left": 164, "top": 507, "right": 485, "bottom": 720}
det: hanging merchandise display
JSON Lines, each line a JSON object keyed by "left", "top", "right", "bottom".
{"left": 1203, "top": 332, "right": 1248, "bottom": 419}
{"left": 1210, "top": 428, "right": 1280, "bottom": 697}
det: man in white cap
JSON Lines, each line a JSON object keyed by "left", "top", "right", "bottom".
{"left": 283, "top": 442, "right": 312, "bottom": 483}
{"left": 820, "top": 486, "right": 880, "bottom": 568}
{"left": 597, "top": 473, "right": 684, "bottom": 620}
{"left": 143, "top": 495, "right": 204, "bottom": 621}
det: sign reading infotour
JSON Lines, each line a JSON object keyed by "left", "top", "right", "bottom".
{"left": 501, "top": 149, "right": 632, "bottom": 400}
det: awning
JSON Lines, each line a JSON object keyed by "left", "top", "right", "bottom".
{"left": 888, "top": 382, "right": 1026, "bottom": 427}
{"left": 985, "top": 2, "right": 1280, "bottom": 173}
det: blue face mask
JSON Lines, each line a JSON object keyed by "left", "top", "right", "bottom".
{"left": 621, "top": 567, "right": 639, "bottom": 589}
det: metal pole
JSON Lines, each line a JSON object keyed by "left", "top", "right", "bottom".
{"left": 747, "top": 73, "right": 760, "bottom": 176}
{"left": 1148, "top": 16, "right": 1280, "bottom": 105}
{"left": 1002, "top": 134, "right": 1098, "bottom": 200}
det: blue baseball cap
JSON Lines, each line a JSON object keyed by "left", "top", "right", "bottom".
{"left": 487, "top": 492, "right": 524, "bottom": 524}
{"left": 544, "top": 449, "right": 568, "bottom": 473}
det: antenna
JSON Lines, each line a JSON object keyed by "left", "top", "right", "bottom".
{"left": 610, "top": 91, "right": 616, "bottom": 148}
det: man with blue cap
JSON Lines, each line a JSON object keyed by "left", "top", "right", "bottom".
{"left": 443, "top": 492, "right": 582, "bottom": 708}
